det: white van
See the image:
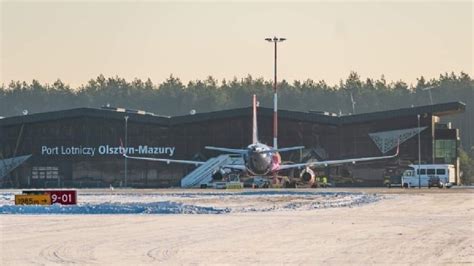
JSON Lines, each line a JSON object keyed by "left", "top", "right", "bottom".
{"left": 401, "top": 164, "right": 454, "bottom": 188}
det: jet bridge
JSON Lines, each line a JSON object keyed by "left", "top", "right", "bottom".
{"left": 180, "top": 155, "right": 243, "bottom": 188}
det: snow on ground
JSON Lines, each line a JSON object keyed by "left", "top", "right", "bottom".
{"left": 1, "top": 189, "right": 472, "bottom": 265}
{"left": 0, "top": 190, "right": 380, "bottom": 214}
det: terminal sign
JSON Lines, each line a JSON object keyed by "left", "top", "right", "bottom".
{"left": 48, "top": 190, "right": 77, "bottom": 205}
{"left": 15, "top": 194, "right": 51, "bottom": 205}
{"left": 22, "top": 190, "right": 77, "bottom": 205}
{"left": 40, "top": 145, "right": 175, "bottom": 157}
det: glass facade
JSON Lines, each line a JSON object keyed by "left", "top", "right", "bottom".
{"left": 435, "top": 139, "right": 456, "bottom": 163}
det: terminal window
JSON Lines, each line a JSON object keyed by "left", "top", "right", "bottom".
{"left": 435, "top": 139, "right": 456, "bottom": 163}
{"left": 31, "top": 166, "right": 59, "bottom": 179}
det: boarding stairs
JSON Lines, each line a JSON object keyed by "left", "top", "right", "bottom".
{"left": 180, "top": 154, "right": 243, "bottom": 188}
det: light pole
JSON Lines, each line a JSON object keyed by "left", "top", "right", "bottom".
{"left": 265, "top": 36, "right": 286, "bottom": 149}
{"left": 422, "top": 85, "right": 437, "bottom": 164}
{"left": 417, "top": 114, "right": 421, "bottom": 189}
{"left": 124, "top": 115, "right": 129, "bottom": 188}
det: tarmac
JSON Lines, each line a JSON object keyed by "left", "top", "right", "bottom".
{"left": 1, "top": 187, "right": 473, "bottom": 265}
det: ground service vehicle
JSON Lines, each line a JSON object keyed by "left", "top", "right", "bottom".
{"left": 384, "top": 175, "right": 402, "bottom": 188}
{"left": 383, "top": 166, "right": 404, "bottom": 188}
{"left": 243, "top": 177, "right": 270, "bottom": 188}
{"left": 401, "top": 164, "right": 454, "bottom": 188}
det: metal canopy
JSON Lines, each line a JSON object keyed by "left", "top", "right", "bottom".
{"left": 369, "top": 127, "right": 427, "bottom": 154}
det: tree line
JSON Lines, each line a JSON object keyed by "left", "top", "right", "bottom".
{"left": 1, "top": 72, "right": 472, "bottom": 114}
{"left": 1, "top": 72, "right": 473, "bottom": 181}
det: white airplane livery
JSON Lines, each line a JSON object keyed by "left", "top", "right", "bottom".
{"left": 124, "top": 94, "right": 399, "bottom": 184}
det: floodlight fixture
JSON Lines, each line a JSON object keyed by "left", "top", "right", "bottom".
{"left": 265, "top": 36, "right": 286, "bottom": 43}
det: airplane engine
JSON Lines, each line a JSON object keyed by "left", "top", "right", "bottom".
{"left": 212, "top": 169, "right": 225, "bottom": 180}
{"left": 300, "top": 167, "right": 315, "bottom": 184}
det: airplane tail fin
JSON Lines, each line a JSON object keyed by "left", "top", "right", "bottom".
{"left": 252, "top": 94, "right": 258, "bottom": 144}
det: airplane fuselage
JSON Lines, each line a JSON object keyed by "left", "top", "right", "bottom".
{"left": 243, "top": 143, "right": 280, "bottom": 176}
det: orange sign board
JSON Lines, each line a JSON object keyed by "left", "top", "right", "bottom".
{"left": 15, "top": 194, "right": 51, "bottom": 205}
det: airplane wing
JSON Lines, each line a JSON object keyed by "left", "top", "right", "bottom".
{"left": 205, "top": 146, "right": 248, "bottom": 154}
{"left": 278, "top": 147, "right": 399, "bottom": 170}
{"left": 124, "top": 154, "right": 247, "bottom": 171}
{"left": 124, "top": 154, "right": 205, "bottom": 166}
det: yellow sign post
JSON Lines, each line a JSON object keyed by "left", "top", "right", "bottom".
{"left": 15, "top": 194, "right": 51, "bottom": 205}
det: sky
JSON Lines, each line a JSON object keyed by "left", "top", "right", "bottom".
{"left": 1, "top": 1, "right": 472, "bottom": 88}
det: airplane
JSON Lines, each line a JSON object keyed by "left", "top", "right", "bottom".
{"left": 124, "top": 94, "right": 399, "bottom": 185}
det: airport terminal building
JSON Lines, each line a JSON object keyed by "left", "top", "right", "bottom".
{"left": 0, "top": 102, "right": 465, "bottom": 188}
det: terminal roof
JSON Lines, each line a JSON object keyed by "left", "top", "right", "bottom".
{"left": 0, "top": 102, "right": 466, "bottom": 127}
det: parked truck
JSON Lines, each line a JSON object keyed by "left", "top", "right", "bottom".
{"left": 401, "top": 164, "right": 454, "bottom": 188}
{"left": 383, "top": 166, "right": 404, "bottom": 188}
